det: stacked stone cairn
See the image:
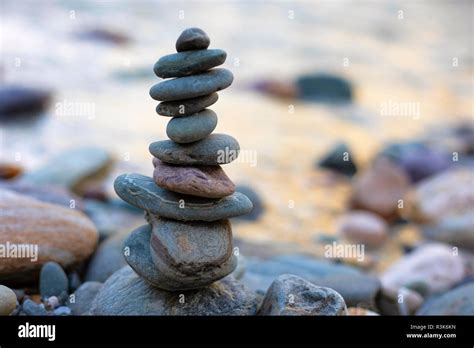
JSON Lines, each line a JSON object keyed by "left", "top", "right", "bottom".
{"left": 113, "top": 28, "right": 253, "bottom": 294}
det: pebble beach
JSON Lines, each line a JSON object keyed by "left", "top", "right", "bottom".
{"left": 0, "top": 0, "right": 473, "bottom": 317}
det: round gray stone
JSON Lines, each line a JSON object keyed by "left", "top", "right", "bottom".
{"left": 67, "top": 281, "right": 103, "bottom": 315}
{"left": 39, "top": 262, "right": 69, "bottom": 299}
{"left": 258, "top": 274, "right": 348, "bottom": 316}
{"left": 156, "top": 93, "right": 218, "bottom": 117}
{"left": 417, "top": 282, "right": 474, "bottom": 315}
{"left": 150, "top": 68, "right": 233, "bottom": 101}
{"left": 154, "top": 49, "right": 226, "bottom": 78}
{"left": 124, "top": 224, "right": 237, "bottom": 291}
{"left": 166, "top": 109, "right": 217, "bottom": 144}
{"left": 89, "top": 266, "right": 259, "bottom": 315}
{"left": 114, "top": 173, "right": 252, "bottom": 221}
{"left": 149, "top": 133, "right": 240, "bottom": 165}
{"left": 176, "top": 27, "right": 210, "bottom": 52}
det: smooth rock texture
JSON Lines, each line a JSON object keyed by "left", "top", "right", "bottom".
{"left": 232, "top": 184, "right": 264, "bottom": 222}
{"left": 19, "top": 146, "right": 111, "bottom": 190}
{"left": 153, "top": 158, "right": 235, "bottom": 198}
{"left": 176, "top": 27, "right": 210, "bottom": 52}
{"left": 150, "top": 68, "right": 233, "bottom": 101}
{"left": 83, "top": 199, "right": 144, "bottom": 240}
{"left": 336, "top": 211, "right": 389, "bottom": 248}
{"left": 150, "top": 216, "right": 235, "bottom": 289}
{"left": 85, "top": 230, "right": 129, "bottom": 283}
{"left": 310, "top": 274, "right": 381, "bottom": 308}
{"left": 243, "top": 254, "right": 360, "bottom": 289}
{"left": 150, "top": 133, "right": 240, "bottom": 165}
{"left": 396, "top": 147, "right": 451, "bottom": 183}
{"left": 154, "top": 49, "right": 226, "bottom": 78}
{"left": 0, "top": 189, "right": 98, "bottom": 284}
{"left": 417, "top": 282, "right": 474, "bottom": 315}
{"left": 67, "top": 281, "right": 103, "bottom": 315}
{"left": 243, "top": 255, "right": 380, "bottom": 308}
{"left": 0, "top": 182, "right": 83, "bottom": 210}
{"left": 422, "top": 214, "right": 474, "bottom": 250}
{"left": 258, "top": 274, "right": 347, "bottom": 315}
{"left": 166, "top": 109, "right": 218, "bottom": 143}
{"left": 381, "top": 243, "right": 465, "bottom": 295}
{"left": 114, "top": 173, "right": 252, "bottom": 221}
{"left": 156, "top": 93, "right": 218, "bottom": 117}
{"left": 90, "top": 266, "right": 258, "bottom": 315}
{"left": 39, "top": 262, "right": 69, "bottom": 299}
{"left": 403, "top": 168, "right": 474, "bottom": 224}
{"left": 296, "top": 74, "right": 353, "bottom": 103}
{"left": 350, "top": 158, "right": 410, "bottom": 220}
{"left": 318, "top": 142, "right": 357, "bottom": 176}
{"left": 124, "top": 224, "right": 237, "bottom": 290}
{"left": 0, "top": 285, "right": 17, "bottom": 315}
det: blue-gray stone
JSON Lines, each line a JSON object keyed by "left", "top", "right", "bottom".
{"left": 39, "top": 262, "right": 69, "bottom": 299}
{"left": 150, "top": 68, "right": 233, "bottom": 101}
{"left": 317, "top": 142, "right": 357, "bottom": 177}
{"left": 149, "top": 133, "right": 240, "bottom": 165}
{"left": 417, "top": 282, "right": 474, "bottom": 315}
{"left": 258, "top": 274, "right": 347, "bottom": 315}
{"left": 85, "top": 230, "right": 129, "bottom": 282}
{"left": 114, "top": 173, "right": 252, "bottom": 221}
{"left": 154, "top": 49, "right": 226, "bottom": 78}
{"left": 422, "top": 214, "right": 474, "bottom": 250}
{"left": 242, "top": 254, "right": 380, "bottom": 307}
{"left": 124, "top": 223, "right": 237, "bottom": 291}
{"left": 67, "top": 281, "right": 103, "bottom": 315}
{"left": 53, "top": 306, "right": 71, "bottom": 316}
{"left": 176, "top": 28, "right": 210, "bottom": 52}
{"left": 0, "top": 85, "right": 51, "bottom": 117}
{"left": 89, "top": 266, "right": 258, "bottom": 315}
{"left": 296, "top": 74, "right": 352, "bottom": 103}
{"left": 156, "top": 93, "right": 218, "bottom": 117}
{"left": 21, "top": 299, "right": 48, "bottom": 316}
{"left": 232, "top": 184, "right": 264, "bottom": 222}
{"left": 166, "top": 109, "right": 217, "bottom": 143}
{"left": 19, "top": 146, "right": 111, "bottom": 189}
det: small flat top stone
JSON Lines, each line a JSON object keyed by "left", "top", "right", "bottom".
{"left": 176, "top": 28, "right": 210, "bottom": 52}
{"left": 114, "top": 173, "right": 252, "bottom": 221}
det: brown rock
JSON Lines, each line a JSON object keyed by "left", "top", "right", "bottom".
{"left": 0, "top": 163, "right": 22, "bottom": 180}
{"left": 152, "top": 158, "right": 235, "bottom": 198}
{"left": 0, "top": 189, "right": 98, "bottom": 285}
{"left": 350, "top": 158, "right": 410, "bottom": 220}
{"left": 336, "top": 210, "right": 389, "bottom": 248}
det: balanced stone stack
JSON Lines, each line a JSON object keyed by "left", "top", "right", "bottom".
{"left": 113, "top": 28, "right": 253, "bottom": 293}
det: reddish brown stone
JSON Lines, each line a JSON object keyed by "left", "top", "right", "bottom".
{"left": 152, "top": 159, "right": 235, "bottom": 198}
{"left": 350, "top": 158, "right": 410, "bottom": 221}
{"left": 0, "top": 163, "right": 22, "bottom": 180}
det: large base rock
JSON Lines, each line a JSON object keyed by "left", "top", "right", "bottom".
{"left": 89, "top": 266, "right": 258, "bottom": 315}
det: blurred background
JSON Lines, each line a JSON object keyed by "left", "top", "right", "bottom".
{"left": 1, "top": 0, "right": 473, "bottom": 314}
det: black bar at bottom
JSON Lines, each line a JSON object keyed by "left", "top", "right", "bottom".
{"left": 0, "top": 316, "right": 472, "bottom": 345}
